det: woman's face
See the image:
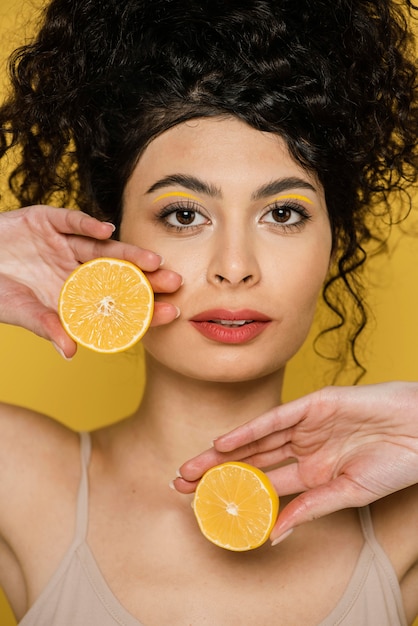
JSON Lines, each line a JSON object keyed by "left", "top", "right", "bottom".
{"left": 120, "top": 117, "right": 332, "bottom": 383}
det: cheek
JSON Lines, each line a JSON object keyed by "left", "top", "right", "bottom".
{"left": 277, "top": 245, "right": 330, "bottom": 323}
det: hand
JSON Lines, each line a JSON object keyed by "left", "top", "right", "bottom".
{"left": 0, "top": 205, "right": 182, "bottom": 358}
{"left": 174, "top": 382, "right": 418, "bottom": 543}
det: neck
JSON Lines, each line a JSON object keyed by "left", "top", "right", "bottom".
{"left": 127, "top": 353, "right": 284, "bottom": 471}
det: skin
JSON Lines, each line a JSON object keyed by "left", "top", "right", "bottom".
{"left": 0, "top": 117, "right": 417, "bottom": 625}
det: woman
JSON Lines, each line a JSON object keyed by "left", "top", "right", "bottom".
{"left": 0, "top": 1, "right": 417, "bottom": 624}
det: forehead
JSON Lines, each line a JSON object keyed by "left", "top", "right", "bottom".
{"left": 127, "top": 116, "right": 322, "bottom": 195}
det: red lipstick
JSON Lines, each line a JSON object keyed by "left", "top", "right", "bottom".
{"left": 190, "top": 309, "right": 271, "bottom": 344}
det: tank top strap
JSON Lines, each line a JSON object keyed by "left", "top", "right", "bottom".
{"left": 358, "top": 505, "right": 375, "bottom": 543}
{"left": 358, "top": 505, "right": 394, "bottom": 566}
{"left": 358, "top": 505, "right": 386, "bottom": 555}
{"left": 73, "top": 431, "right": 92, "bottom": 544}
{"left": 358, "top": 505, "right": 407, "bottom": 620}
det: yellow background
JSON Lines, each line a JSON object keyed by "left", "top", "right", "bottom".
{"left": 0, "top": 1, "right": 417, "bottom": 624}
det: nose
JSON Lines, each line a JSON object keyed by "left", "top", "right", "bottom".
{"left": 207, "top": 226, "right": 261, "bottom": 287}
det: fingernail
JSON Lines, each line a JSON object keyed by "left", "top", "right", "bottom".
{"left": 52, "top": 343, "right": 73, "bottom": 361}
{"left": 271, "top": 528, "right": 294, "bottom": 547}
{"left": 103, "top": 222, "right": 116, "bottom": 233}
{"left": 175, "top": 468, "right": 182, "bottom": 478}
{"left": 168, "top": 480, "right": 175, "bottom": 490}
{"left": 174, "top": 306, "right": 181, "bottom": 319}
{"left": 158, "top": 256, "right": 165, "bottom": 266}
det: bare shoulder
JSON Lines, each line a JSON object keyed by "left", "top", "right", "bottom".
{"left": 0, "top": 401, "right": 81, "bottom": 540}
{"left": 0, "top": 402, "right": 82, "bottom": 616}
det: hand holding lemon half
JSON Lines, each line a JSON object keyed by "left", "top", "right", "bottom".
{"left": 192, "top": 462, "right": 279, "bottom": 551}
{"left": 58, "top": 257, "right": 154, "bottom": 353}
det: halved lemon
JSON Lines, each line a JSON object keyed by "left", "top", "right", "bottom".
{"left": 192, "top": 461, "right": 279, "bottom": 551}
{"left": 58, "top": 257, "right": 154, "bottom": 353}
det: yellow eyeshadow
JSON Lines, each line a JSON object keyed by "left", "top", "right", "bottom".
{"left": 273, "top": 194, "right": 313, "bottom": 205}
{"left": 152, "top": 191, "right": 201, "bottom": 203}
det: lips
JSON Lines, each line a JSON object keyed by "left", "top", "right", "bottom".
{"left": 190, "top": 309, "right": 271, "bottom": 344}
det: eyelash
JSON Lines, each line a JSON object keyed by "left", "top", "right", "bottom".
{"left": 261, "top": 201, "right": 312, "bottom": 232}
{"left": 156, "top": 201, "right": 209, "bottom": 232}
{"left": 156, "top": 200, "right": 312, "bottom": 232}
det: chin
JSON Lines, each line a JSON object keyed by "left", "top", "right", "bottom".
{"left": 143, "top": 338, "right": 294, "bottom": 383}
{"left": 179, "top": 360, "right": 287, "bottom": 385}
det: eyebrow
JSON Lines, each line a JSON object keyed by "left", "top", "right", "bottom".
{"left": 146, "top": 174, "right": 221, "bottom": 197}
{"left": 251, "top": 177, "right": 316, "bottom": 200}
{"left": 146, "top": 174, "right": 316, "bottom": 199}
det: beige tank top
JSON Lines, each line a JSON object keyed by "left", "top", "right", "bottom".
{"left": 18, "top": 432, "right": 408, "bottom": 626}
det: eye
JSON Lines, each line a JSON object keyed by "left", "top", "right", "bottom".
{"left": 166, "top": 209, "right": 207, "bottom": 227}
{"left": 157, "top": 201, "right": 210, "bottom": 231}
{"left": 261, "top": 202, "right": 311, "bottom": 231}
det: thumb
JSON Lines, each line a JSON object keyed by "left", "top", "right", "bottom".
{"left": 270, "top": 477, "right": 370, "bottom": 545}
{"left": 35, "top": 308, "right": 78, "bottom": 358}
{"left": 12, "top": 303, "right": 77, "bottom": 359}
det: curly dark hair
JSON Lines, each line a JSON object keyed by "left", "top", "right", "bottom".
{"left": 1, "top": 0, "right": 417, "bottom": 381}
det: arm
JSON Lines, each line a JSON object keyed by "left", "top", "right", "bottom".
{"left": 0, "top": 205, "right": 182, "bottom": 357}
{"left": 174, "top": 382, "right": 418, "bottom": 543}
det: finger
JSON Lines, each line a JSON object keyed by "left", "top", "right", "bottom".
{"left": 171, "top": 476, "right": 199, "bottom": 494}
{"left": 65, "top": 211, "right": 115, "bottom": 239}
{"left": 178, "top": 446, "right": 243, "bottom": 482}
{"left": 238, "top": 444, "right": 296, "bottom": 472}
{"left": 39, "top": 311, "right": 78, "bottom": 358}
{"left": 214, "top": 430, "right": 293, "bottom": 466}
{"left": 263, "top": 461, "right": 309, "bottom": 496}
{"left": 270, "top": 477, "right": 370, "bottom": 543}
{"left": 213, "top": 396, "right": 311, "bottom": 452}
{"left": 68, "top": 235, "right": 163, "bottom": 271}
{"left": 43, "top": 207, "right": 116, "bottom": 239}
{"left": 151, "top": 302, "right": 180, "bottom": 326}
{"left": 5, "top": 296, "right": 78, "bottom": 358}
{"left": 174, "top": 452, "right": 303, "bottom": 497}
{"left": 177, "top": 432, "right": 295, "bottom": 482}
{"left": 146, "top": 270, "right": 183, "bottom": 294}
{"left": 68, "top": 235, "right": 183, "bottom": 291}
